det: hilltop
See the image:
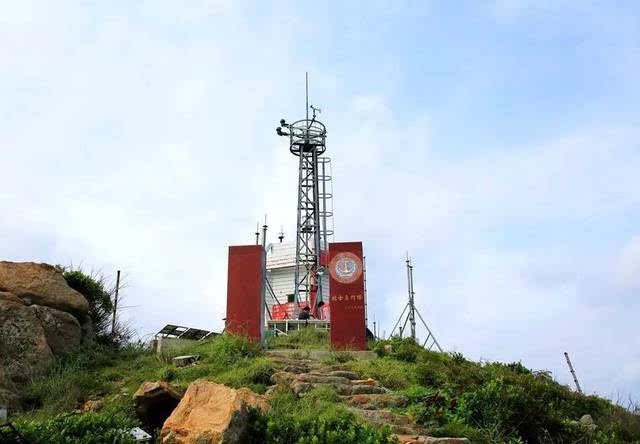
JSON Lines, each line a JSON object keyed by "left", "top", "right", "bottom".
{"left": 1, "top": 328, "right": 639, "bottom": 443}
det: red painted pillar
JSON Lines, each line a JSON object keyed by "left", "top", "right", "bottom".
{"left": 328, "top": 242, "right": 366, "bottom": 350}
{"left": 225, "top": 245, "right": 265, "bottom": 342}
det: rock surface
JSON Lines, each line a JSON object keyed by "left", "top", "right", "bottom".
{"left": 30, "top": 304, "right": 82, "bottom": 355}
{"left": 161, "top": 380, "right": 267, "bottom": 444}
{"left": 134, "top": 381, "right": 184, "bottom": 432}
{"left": 0, "top": 261, "right": 89, "bottom": 316}
{"left": 0, "top": 261, "right": 96, "bottom": 408}
{"left": 346, "top": 393, "right": 408, "bottom": 409}
{"left": 580, "top": 414, "right": 594, "bottom": 425}
{"left": 0, "top": 365, "right": 19, "bottom": 409}
{"left": 0, "top": 297, "right": 53, "bottom": 387}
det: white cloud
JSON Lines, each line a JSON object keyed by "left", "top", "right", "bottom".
{"left": 1, "top": 0, "right": 639, "bottom": 402}
{"left": 617, "top": 236, "right": 640, "bottom": 290}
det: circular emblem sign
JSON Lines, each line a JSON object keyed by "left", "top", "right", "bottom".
{"left": 329, "top": 252, "right": 363, "bottom": 284}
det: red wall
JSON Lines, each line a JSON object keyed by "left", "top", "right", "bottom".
{"left": 328, "top": 241, "right": 366, "bottom": 350}
{"left": 226, "top": 245, "right": 265, "bottom": 342}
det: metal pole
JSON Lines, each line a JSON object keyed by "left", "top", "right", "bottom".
{"left": 262, "top": 215, "right": 268, "bottom": 249}
{"left": 255, "top": 221, "right": 260, "bottom": 245}
{"left": 373, "top": 320, "right": 377, "bottom": 340}
{"left": 415, "top": 307, "right": 443, "bottom": 352}
{"left": 111, "top": 270, "right": 120, "bottom": 335}
{"left": 407, "top": 255, "right": 416, "bottom": 340}
{"left": 564, "top": 352, "right": 583, "bottom": 394}
{"left": 389, "top": 303, "right": 409, "bottom": 337}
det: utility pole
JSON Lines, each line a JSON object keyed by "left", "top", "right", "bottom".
{"left": 111, "top": 270, "right": 120, "bottom": 336}
{"left": 564, "top": 351, "right": 583, "bottom": 394}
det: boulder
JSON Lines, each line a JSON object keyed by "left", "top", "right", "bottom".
{"left": 579, "top": 414, "right": 597, "bottom": 431}
{"left": 580, "top": 414, "right": 594, "bottom": 425}
{"left": 0, "top": 297, "right": 53, "bottom": 387}
{"left": 78, "top": 399, "right": 103, "bottom": 413}
{"left": 0, "top": 261, "right": 89, "bottom": 316}
{"left": 30, "top": 304, "right": 82, "bottom": 355}
{"left": 0, "top": 365, "right": 19, "bottom": 411}
{"left": 0, "top": 291, "right": 24, "bottom": 305}
{"left": 161, "top": 380, "right": 268, "bottom": 444}
{"left": 0, "top": 386, "right": 19, "bottom": 411}
{"left": 133, "top": 381, "right": 184, "bottom": 432}
{"left": 327, "top": 370, "right": 359, "bottom": 380}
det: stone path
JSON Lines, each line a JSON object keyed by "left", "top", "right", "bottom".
{"left": 265, "top": 351, "right": 469, "bottom": 443}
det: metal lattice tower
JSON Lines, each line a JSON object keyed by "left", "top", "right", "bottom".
{"left": 390, "top": 255, "right": 443, "bottom": 352}
{"left": 276, "top": 74, "right": 330, "bottom": 310}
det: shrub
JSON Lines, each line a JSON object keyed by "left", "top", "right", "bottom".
{"left": 6, "top": 412, "right": 137, "bottom": 444}
{"left": 217, "top": 357, "right": 275, "bottom": 393}
{"left": 348, "top": 357, "right": 417, "bottom": 390}
{"left": 61, "top": 268, "right": 114, "bottom": 337}
{"left": 454, "top": 376, "right": 594, "bottom": 443}
{"left": 327, "top": 350, "right": 355, "bottom": 364}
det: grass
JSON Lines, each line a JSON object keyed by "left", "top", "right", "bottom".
{"left": 266, "top": 328, "right": 330, "bottom": 349}
{"left": 362, "top": 337, "right": 640, "bottom": 443}
{"left": 248, "top": 386, "right": 394, "bottom": 443}
{"left": 8, "top": 333, "right": 640, "bottom": 444}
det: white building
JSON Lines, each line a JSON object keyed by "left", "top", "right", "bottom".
{"left": 265, "top": 240, "right": 329, "bottom": 316}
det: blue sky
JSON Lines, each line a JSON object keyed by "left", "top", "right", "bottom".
{"left": 1, "top": 1, "right": 639, "bottom": 403}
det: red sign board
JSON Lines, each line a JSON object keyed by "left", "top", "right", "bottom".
{"left": 226, "top": 245, "right": 265, "bottom": 342}
{"left": 328, "top": 242, "right": 366, "bottom": 350}
{"left": 271, "top": 302, "right": 309, "bottom": 320}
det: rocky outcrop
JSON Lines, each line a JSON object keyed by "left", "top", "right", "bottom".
{"left": 0, "top": 261, "right": 95, "bottom": 410}
{"left": 30, "top": 304, "right": 82, "bottom": 355}
{"left": 161, "top": 380, "right": 268, "bottom": 444}
{"left": 0, "top": 365, "right": 19, "bottom": 409}
{"left": 134, "top": 381, "right": 184, "bottom": 432}
{"left": 0, "top": 297, "right": 53, "bottom": 387}
{"left": 0, "top": 262, "right": 89, "bottom": 316}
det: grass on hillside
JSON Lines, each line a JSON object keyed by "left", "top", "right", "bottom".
{"left": 5, "top": 331, "right": 640, "bottom": 444}
{"left": 266, "top": 327, "right": 331, "bottom": 349}
{"left": 6, "top": 334, "right": 392, "bottom": 444}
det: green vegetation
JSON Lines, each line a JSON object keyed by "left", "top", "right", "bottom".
{"left": 6, "top": 334, "right": 391, "bottom": 443}
{"left": 248, "top": 386, "right": 393, "bottom": 444}
{"left": 57, "top": 266, "right": 137, "bottom": 345}
{"left": 7, "top": 410, "right": 137, "bottom": 444}
{"left": 266, "top": 328, "right": 330, "bottom": 349}
{"left": 4, "top": 330, "right": 639, "bottom": 443}
{"left": 353, "top": 337, "right": 640, "bottom": 443}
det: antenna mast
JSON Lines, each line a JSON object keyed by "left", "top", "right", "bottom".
{"left": 275, "top": 73, "right": 333, "bottom": 315}
{"left": 564, "top": 352, "right": 583, "bottom": 394}
{"left": 390, "top": 255, "right": 443, "bottom": 352}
